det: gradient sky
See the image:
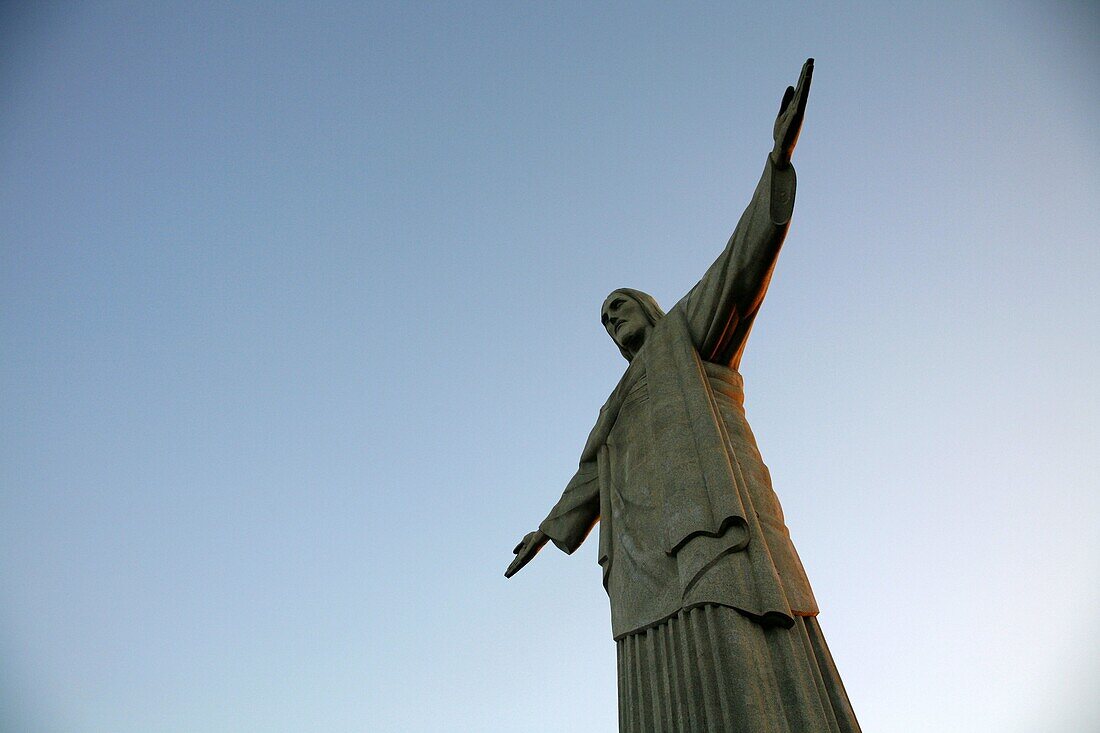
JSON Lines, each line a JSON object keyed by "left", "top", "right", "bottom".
{"left": 2, "top": 2, "right": 1098, "bottom": 732}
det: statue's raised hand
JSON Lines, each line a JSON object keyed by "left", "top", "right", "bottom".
{"left": 505, "top": 529, "right": 549, "bottom": 578}
{"left": 772, "top": 58, "right": 813, "bottom": 168}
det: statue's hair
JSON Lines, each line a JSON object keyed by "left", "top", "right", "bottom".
{"left": 604, "top": 288, "right": 666, "bottom": 361}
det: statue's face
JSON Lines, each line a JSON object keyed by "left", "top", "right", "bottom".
{"left": 602, "top": 293, "right": 650, "bottom": 354}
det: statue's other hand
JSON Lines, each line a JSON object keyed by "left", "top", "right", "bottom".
{"left": 505, "top": 529, "right": 549, "bottom": 578}
{"left": 772, "top": 58, "right": 814, "bottom": 167}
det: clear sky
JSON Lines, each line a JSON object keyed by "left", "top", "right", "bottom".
{"left": 1, "top": 2, "right": 1097, "bottom": 731}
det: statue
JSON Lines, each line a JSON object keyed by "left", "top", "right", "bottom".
{"left": 505, "top": 59, "right": 861, "bottom": 732}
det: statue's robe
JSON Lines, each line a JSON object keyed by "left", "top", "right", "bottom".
{"left": 539, "top": 159, "right": 861, "bottom": 732}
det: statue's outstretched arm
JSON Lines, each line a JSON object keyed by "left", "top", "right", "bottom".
{"left": 505, "top": 408, "right": 607, "bottom": 578}
{"left": 505, "top": 465, "right": 599, "bottom": 578}
{"left": 679, "top": 59, "right": 813, "bottom": 367}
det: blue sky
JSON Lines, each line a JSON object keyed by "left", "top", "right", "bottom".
{"left": 2, "top": 2, "right": 1097, "bottom": 731}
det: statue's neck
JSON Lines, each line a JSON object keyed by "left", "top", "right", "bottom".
{"left": 622, "top": 325, "right": 653, "bottom": 361}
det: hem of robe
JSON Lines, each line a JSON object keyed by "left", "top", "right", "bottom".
{"left": 616, "top": 603, "right": 860, "bottom": 733}
{"left": 611, "top": 600, "right": 817, "bottom": 642}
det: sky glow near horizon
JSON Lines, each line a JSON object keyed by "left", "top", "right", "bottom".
{"left": 1, "top": 2, "right": 1098, "bottom": 732}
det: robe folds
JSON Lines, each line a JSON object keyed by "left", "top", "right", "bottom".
{"left": 541, "top": 308, "right": 818, "bottom": 639}
{"left": 536, "top": 156, "right": 862, "bottom": 731}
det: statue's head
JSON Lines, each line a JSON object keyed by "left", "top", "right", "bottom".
{"left": 602, "top": 288, "right": 665, "bottom": 361}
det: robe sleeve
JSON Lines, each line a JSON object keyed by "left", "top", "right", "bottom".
{"left": 538, "top": 405, "right": 611, "bottom": 554}
{"left": 677, "top": 157, "right": 797, "bottom": 367}
{"left": 538, "top": 463, "right": 600, "bottom": 555}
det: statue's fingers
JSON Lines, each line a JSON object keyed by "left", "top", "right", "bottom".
{"left": 797, "top": 59, "right": 814, "bottom": 99}
{"left": 513, "top": 541, "right": 525, "bottom": 554}
{"left": 791, "top": 67, "right": 812, "bottom": 123}
{"left": 799, "top": 58, "right": 813, "bottom": 85}
{"left": 505, "top": 552, "right": 529, "bottom": 578}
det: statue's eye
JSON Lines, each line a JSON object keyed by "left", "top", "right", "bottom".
{"left": 611, "top": 299, "right": 624, "bottom": 310}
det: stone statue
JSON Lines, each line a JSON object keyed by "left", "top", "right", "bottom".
{"left": 506, "top": 59, "right": 861, "bottom": 732}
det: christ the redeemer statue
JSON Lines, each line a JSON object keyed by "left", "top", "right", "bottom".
{"left": 506, "top": 59, "right": 861, "bottom": 733}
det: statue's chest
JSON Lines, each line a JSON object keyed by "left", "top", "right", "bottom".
{"left": 606, "top": 369, "right": 659, "bottom": 506}
{"left": 607, "top": 364, "right": 649, "bottom": 442}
